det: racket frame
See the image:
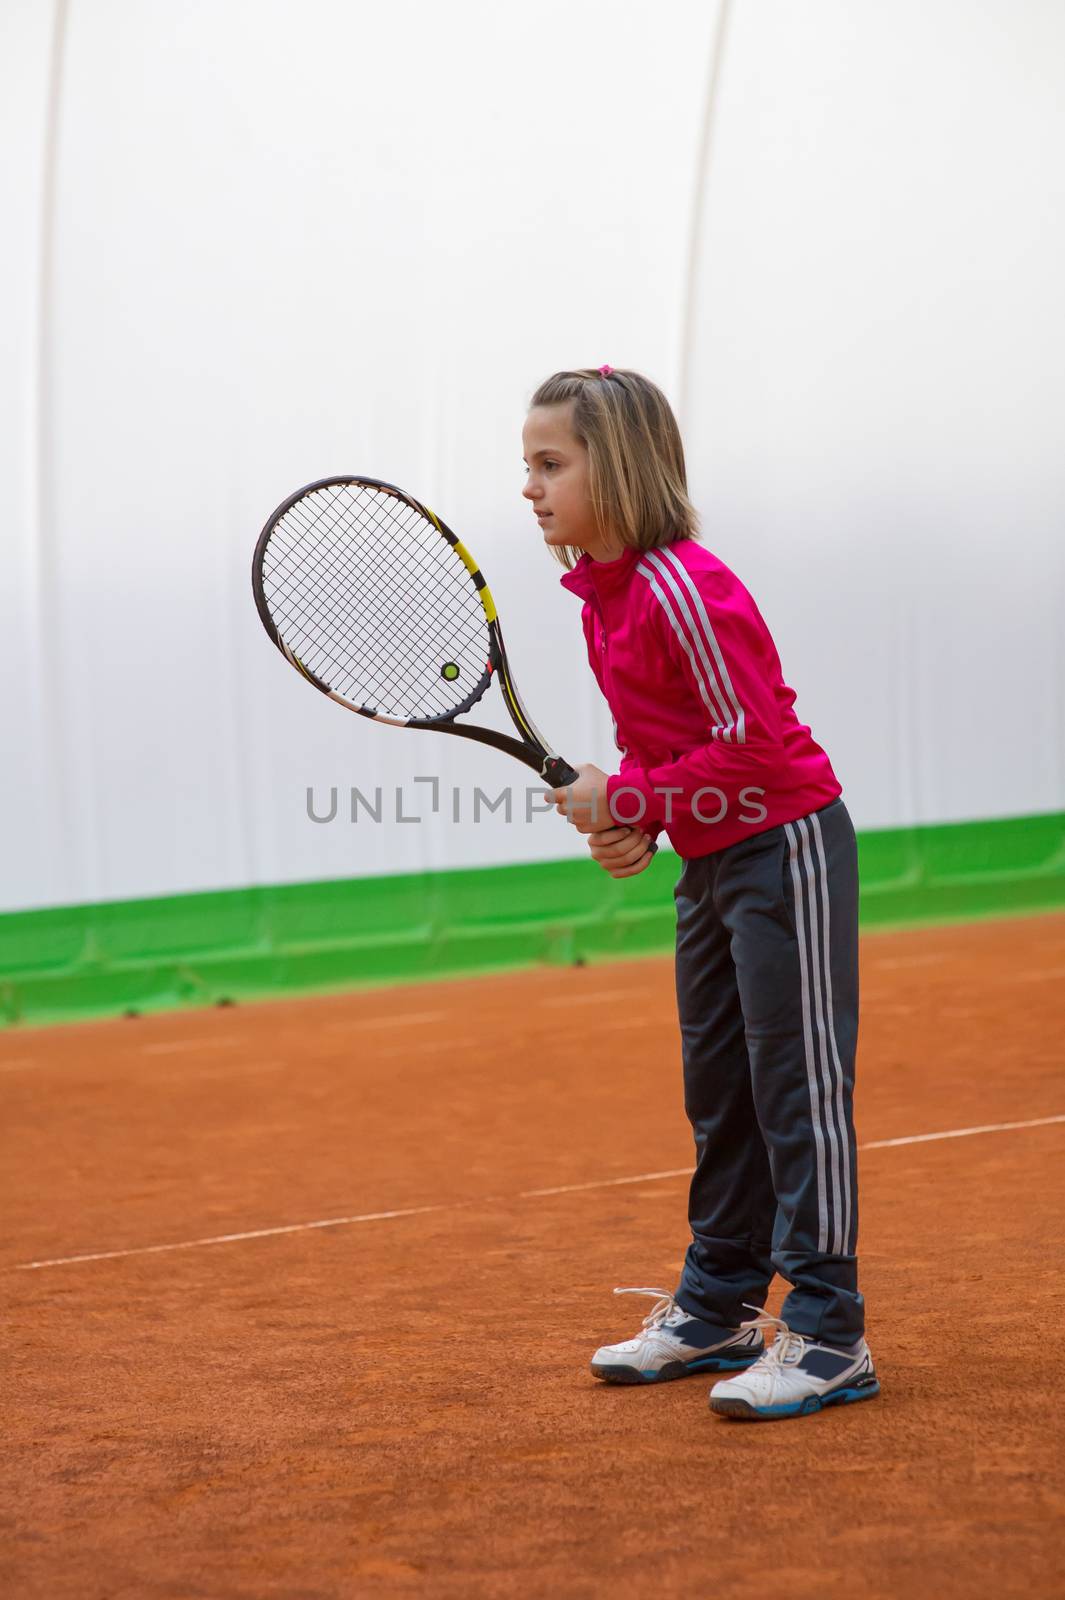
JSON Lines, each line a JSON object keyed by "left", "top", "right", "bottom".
{"left": 252, "top": 475, "right": 578, "bottom": 786}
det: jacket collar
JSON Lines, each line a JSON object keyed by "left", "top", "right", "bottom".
{"left": 558, "top": 545, "right": 643, "bottom": 601}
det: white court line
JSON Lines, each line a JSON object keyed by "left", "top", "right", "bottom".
{"left": 143, "top": 1013, "right": 455, "bottom": 1052}
{"left": 12, "top": 1112, "right": 1065, "bottom": 1272}
{"left": 3, "top": 1022, "right": 657, "bottom": 1079}
{"left": 14, "top": 1205, "right": 454, "bottom": 1269}
{"left": 375, "top": 1035, "right": 478, "bottom": 1059}
{"left": 861, "top": 1114, "right": 1065, "bottom": 1149}
{"left": 521, "top": 1168, "right": 690, "bottom": 1198}
{"left": 323, "top": 1010, "right": 449, "bottom": 1033}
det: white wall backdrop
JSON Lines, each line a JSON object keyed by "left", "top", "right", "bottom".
{"left": 3, "top": 0, "right": 1063, "bottom": 914}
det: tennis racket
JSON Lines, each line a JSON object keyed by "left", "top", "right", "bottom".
{"left": 251, "top": 475, "right": 581, "bottom": 788}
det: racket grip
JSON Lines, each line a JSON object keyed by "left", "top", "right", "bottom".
{"left": 542, "top": 756, "right": 659, "bottom": 858}
{"left": 541, "top": 756, "right": 581, "bottom": 788}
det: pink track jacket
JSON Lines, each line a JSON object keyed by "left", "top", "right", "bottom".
{"left": 559, "top": 539, "right": 841, "bottom": 859}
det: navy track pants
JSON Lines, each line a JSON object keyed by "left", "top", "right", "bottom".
{"left": 672, "top": 797, "right": 865, "bottom": 1346}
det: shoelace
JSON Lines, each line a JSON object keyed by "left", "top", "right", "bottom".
{"left": 612, "top": 1286, "right": 686, "bottom": 1331}
{"left": 612, "top": 1292, "right": 821, "bottom": 1363}
{"left": 738, "top": 1304, "right": 808, "bottom": 1369}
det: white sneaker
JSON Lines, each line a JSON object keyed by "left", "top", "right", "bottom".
{"left": 709, "top": 1309, "right": 880, "bottom": 1420}
{"left": 590, "top": 1287, "right": 765, "bottom": 1385}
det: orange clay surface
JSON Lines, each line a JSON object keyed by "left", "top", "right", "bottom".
{"left": 4, "top": 912, "right": 1065, "bottom": 1600}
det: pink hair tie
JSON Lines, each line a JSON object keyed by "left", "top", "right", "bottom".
{"left": 598, "top": 364, "right": 614, "bottom": 376}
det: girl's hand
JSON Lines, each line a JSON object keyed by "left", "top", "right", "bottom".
{"left": 587, "top": 825, "right": 656, "bottom": 878}
{"left": 549, "top": 763, "right": 612, "bottom": 833}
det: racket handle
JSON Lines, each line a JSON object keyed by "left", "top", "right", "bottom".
{"left": 542, "top": 755, "right": 659, "bottom": 858}
{"left": 542, "top": 756, "right": 581, "bottom": 788}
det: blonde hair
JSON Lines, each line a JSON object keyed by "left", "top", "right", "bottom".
{"left": 529, "top": 367, "right": 699, "bottom": 568}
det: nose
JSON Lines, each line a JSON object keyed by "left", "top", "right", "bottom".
{"left": 522, "top": 476, "right": 540, "bottom": 502}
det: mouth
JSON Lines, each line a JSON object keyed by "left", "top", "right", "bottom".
{"left": 535, "top": 512, "right": 553, "bottom": 523}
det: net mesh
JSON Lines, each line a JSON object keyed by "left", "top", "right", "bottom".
{"left": 260, "top": 482, "right": 492, "bottom": 720}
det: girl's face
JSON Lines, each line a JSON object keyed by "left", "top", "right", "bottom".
{"left": 521, "top": 402, "right": 622, "bottom": 562}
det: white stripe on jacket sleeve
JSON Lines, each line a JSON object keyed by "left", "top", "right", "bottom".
{"left": 652, "top": 547, "right": 747, "bottom": 744}
{"left": 635, "top": 560, "right": 732, "bottom": 736}
{"left": 637, "top": 549, "right": 747, "bottom": 744}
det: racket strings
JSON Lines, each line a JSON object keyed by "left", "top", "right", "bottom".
{"left": 269, "top": 498, "right": 422, "bottom": 684}
{"left": 267, "top": 504, "right": 382, "bottom": 680}
{"left": 302, "top": 493, "right": 485, "bottom": 702}
{"left": 272, "top": 488, "right": 452, "bottom": 631}
{"left": 260, "top": 483, "right": 491, "bottom": 720}
{"left": 271, "top": 494, "right": 482, "bottom": 708}
{"left": 264, "top": 516, "right": 425, "bottom": 701}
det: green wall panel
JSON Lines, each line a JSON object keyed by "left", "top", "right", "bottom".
{"left": 2, "top": 811, "right": 1063, "bottom": 1028}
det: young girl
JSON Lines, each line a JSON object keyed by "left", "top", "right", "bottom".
{"left": 523, "top": 366, "right": 879, "bottom": 1422}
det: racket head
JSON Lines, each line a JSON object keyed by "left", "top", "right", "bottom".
{"left": 252, "top": 476, "right": 497, "bottom": 726}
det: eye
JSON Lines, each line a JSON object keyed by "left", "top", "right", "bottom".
{"left": 544, "top": 460, "right": 559, "bottom": 471}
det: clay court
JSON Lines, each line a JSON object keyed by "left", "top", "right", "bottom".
{"left": 5, "top": 910, "right": 1064, "bottom": 1599}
